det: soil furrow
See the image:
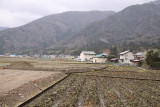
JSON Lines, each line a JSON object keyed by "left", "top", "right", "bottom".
{"left": 96, "top": 78, "right": 105, "bottom": 107}
{"left": 77, "top": 77, "right": 87, "bottom": 107}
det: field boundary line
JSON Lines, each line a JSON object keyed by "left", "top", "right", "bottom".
{"left": 66, "top": 67, "right": 107, "bottom": 74}
{"left": 17, "top": 74, "right": 70, "bottom": 107}
{"left": 83, "top": 75, "right": 160, "bottom": 81}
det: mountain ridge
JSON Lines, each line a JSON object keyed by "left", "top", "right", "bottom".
{"left": 60, "top": 2, "right": 160, "bottom": 54}
{"left": 0, "top": 11, "right": 115, "bottom": 54}
{"left": 1, "top": 2, "right": 160, "bottom": 55}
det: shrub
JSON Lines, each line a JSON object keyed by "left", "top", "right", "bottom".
{"left": 146, "top": 49, "right": 160, "bottom": 69}
{"left": 107, "top": 55, "right": 116, "bottom": 61}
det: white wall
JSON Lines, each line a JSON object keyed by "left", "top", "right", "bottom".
{"left": 80, "top": 53, "right": 95, "bottom": 61}
{"left": 120, "top": 52, "right": 134, "bottom": 63}
{"left": 80, "top": 53, "right": 85, "bottom": 61}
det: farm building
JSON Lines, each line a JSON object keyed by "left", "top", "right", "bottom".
{"left": 93, "top": 54, "right": 107, "bottom": 63}
{"left": 80, "top": 51, "right": 96, "bottom": 62}
{"left": 119, "top": 51, "right": 134, "bottom": 64}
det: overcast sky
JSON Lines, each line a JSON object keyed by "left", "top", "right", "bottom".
{"left": 0, "top": 0, "right": 153, "bottom": 27}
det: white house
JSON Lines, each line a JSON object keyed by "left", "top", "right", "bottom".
{"left": 80, "top": 51, "right": 96, "bottom": 62}
{"left": 119, "top": 51, "right": 134, "bottom": 64}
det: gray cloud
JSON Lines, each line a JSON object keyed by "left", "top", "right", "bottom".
{"left": 0, "top": 0, "right": 153, "bottom": 27}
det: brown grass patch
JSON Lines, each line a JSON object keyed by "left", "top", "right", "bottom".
{"left": 6, "top": 61, "right": 34, "bottom": 69}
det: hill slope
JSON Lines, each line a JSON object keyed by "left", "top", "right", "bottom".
{"left": 0, "top": 11, "right": 114, "bottom": 54}
{"left": 62, "top": 2, "right": 160, "bottom": 54}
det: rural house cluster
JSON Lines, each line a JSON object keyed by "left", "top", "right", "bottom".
{"left": 79, "top": 50, "right": 146, "bottom": 66}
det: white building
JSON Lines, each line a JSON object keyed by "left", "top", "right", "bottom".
{"left": 80, "top": 51, "right": 96, "bottom": 62}
{"left": 119, "top": 51, "right": 134, "bottom": 64}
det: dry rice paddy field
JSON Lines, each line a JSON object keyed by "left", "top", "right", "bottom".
{"left": 0, "top": 57, "right": 160, "bottom": 107}
{"left": 0, "top": 57, "right": 105, "bottom": 72}
{"left": 0, "top": 57, "right": 105, "bottom": 107}
{"left": 23, "top": 66, "right": 160, "bottom": 107}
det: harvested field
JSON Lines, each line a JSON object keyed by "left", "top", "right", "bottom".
{"left": 23, "top": 65, "right": 160, "bottom": 107}
{"left": 24, "top": 74, "right": 160, "bottom": 107}
{"left": 0, "top": 69, "right": 66, "bottom": 107}
{"left": 0, "top": 57, "right": 106, "bottom": 72}
{"left": 6, "top": 61, "right": 34, "bottom": 69}
{"left": 0, "top": 57, "right": 160, "bottom": 107}
{"left": 0, "top": 70, "right": 62, "bottom": 94}
{"left": 0, "top": 57, "right": 105, "bottom": 107}
{"left": 78, "top": 70, "right": 160, "bottom": 81}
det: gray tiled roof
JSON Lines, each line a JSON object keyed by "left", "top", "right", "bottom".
{"left": 120, "top": 51, "right": 130, "bottom": 55}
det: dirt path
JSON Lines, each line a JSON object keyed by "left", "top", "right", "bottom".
{"left": 0, "top": 70, "right": 60, "bottom": 94}
{"left": 0, "top": 69, "right": 66, "bottom": 107}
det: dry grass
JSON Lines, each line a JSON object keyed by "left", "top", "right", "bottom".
{"left": 27, "top": 74, "right": 160, "bottom": 107}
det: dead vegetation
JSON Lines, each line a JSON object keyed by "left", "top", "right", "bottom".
{"left": 0, "top": 57, "right": 106, "bottom": 72}
{"left": 26, "top": 75, "right": 160, "bottom": 107}
{"left": 0, "top": 57, "right": 160, "bottom": 107}
{"left": 0, "top": 57, "right": 105, "bottom": 107}
{"left": 0, "top": 70, "right": 66, "bottom": 107}
{"left": 6, "top": 61, "right": 34, "bottom": 69}
{"left": 24, "top": 65, "right": 160, "bottom": 107}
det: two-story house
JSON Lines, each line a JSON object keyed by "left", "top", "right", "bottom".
{"left": 80, "top": 51, "right": 96, "bottom": 62}
{"left": 119, "top": 51, "right": 134, "bottom": 64}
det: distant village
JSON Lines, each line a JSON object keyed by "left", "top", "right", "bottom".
{"left": 79, "top": 50, "right": 146, "bottom": 66}
{"left": 1, "top": 49, "right": 147, "bottom": 66}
